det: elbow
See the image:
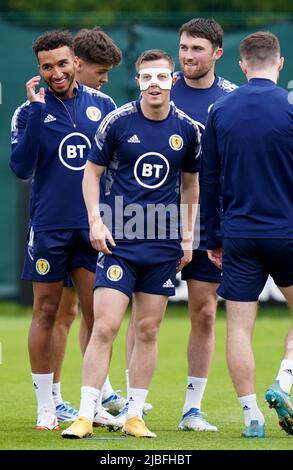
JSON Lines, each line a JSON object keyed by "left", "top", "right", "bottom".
{"left": 9, "top": 161, "right": 32, "bottom": 180}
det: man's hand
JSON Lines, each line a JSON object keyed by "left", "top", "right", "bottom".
{"left": 207, "top": 247, "right": 222, "bottom": 270}
{"left": 176, "top": 240, "right": 193, "bottom": 272}
{"left": 90, "top": 217, "right": 116, "bottom": 255}
{"left": 26, "top": 76, "right": 45, "bottom": 103}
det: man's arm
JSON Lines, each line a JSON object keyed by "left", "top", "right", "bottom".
{"left": 200, "top": 110, "right": 222, "bottom": 268}
{"left": 177, "top": 171, "right": 199, "bottom": 272}
{"left": 10, "top": 76, "right": 45, "bottom": 179}
{"left": 82, "top": 160, "right": 115, "bottom": 255}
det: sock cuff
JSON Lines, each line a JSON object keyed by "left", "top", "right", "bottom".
{"left": 280, "top": 359, "right": 293, "bottom": 369}
{"left": 187, "top": 376, "right": 208, "bottom": 385}
{"left": 128, "top": 387, "right": 148, "bottom": 399}
{"left": 239, "top": 393, "right": 256, "bottom": 404}
{"left": 81, "top": 386, "right": 100, "bottom": 398}
{"left": 32, "top": 372, "right": 54, "bottom": 381}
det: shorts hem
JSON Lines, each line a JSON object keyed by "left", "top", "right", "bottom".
{"left": 182, "top": 275, "right": 221, "bottom": 283}
{"left": 276, "top": 280, "right": 293, "bottom": 288}
{"left": 94, "top": 284, "right": 132, "bottom": 300}
{"left": 21, "top": 276, "right": 64, "bottom": 283}
{"left": 70, "top": 263, "right": 96, "bottom": 274}
{"left": 218, "top": 292, "right": 259, "bottom": 302}
{"left": 134, "top": 287, "right": 175, "bottom": 297}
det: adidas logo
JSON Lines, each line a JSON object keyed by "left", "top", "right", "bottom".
{"left": 44, "top": 114, "right": 56, "bottom": 123}
{"left": 187, "top": 383, "right": 194, "bottom": 390}
{"left": 127, "top": 134, "right": 140, "bottom": 143}
{"left": 33, "top": 382, "right": 39, "bottom": 390}
{"left": 129, "top": 396, "right": 134, "bottom": 402}
{"left": 162, "top": 279, "right": 175, "bottom": 288}
{"left": 284, "top": 368, "right": 293, "bottom": 376}
{"left": 97, "top": 252, "right": 105, "bottom": 268}
{"left": 243, "top": 405, "right": 250, "bottom": 410}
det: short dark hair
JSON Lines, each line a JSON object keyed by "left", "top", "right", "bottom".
{"left": 32, "top": 30, "right": 74, "bottom": 56}
{"left": 74, "top": 27, "right": 122, "bottom": 66}
{"left": 179, "top": 18, "right": 223, "bottom": 49}
{"left": 240, "top": 31, "right": 280, "bottom": 66}
{"left": 135, "top": 49, "right": 175, "bottom": 72}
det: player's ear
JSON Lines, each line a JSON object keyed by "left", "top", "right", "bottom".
{"left": 239, "top": 59, "right": 247, "bottom": 75}
{"left": 135, "top": 76, "right": 140, "bottom": 87}
{"left": 214, "top": 48, "right": 223, "bottom": 61}
{"left": 172, "top": 74, "right": 178, "bottom": 85}
{"left": 73, "top": 55, "right": 80, "bottom": 69}
{"left": 278, "top": 56, "right": 284, "bottom": 71}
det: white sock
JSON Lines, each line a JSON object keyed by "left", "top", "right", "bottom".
{"left": 239, "top": 394, "right": 265, "bottom": 427}
{"left": 125, "top": 369, "right": 130, "bottom": 399}
{"left": 183, "top": 376, "right": 207, "bottom": 414}
{"left": 276, "top": 359, "right": 293, "bottom": 394}
{"left": 52, "top": 382, "right": 63, "bottom": 406}
{"left": 102, "top": 376, "right": 114, "bottom": 399}
{"left": 79, "top": 386, "right": 101, "bottom": 422}
{"left": 32, "top": 372, "right": 55, "bottom": 414}
{"left": 94, "top": 387, "right": 103, "bottom": 412}
{"left": 127, "top": 387, "right": 148, "bottom": 419}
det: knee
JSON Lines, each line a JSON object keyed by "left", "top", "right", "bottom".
{"left": 92, "top": 321, "right": 118, "bottom": 344}
{"left": 190, "top": 302, "right": 216, "bottom": 332}
{"left": 33, "top": 298, "right": 59, "bottom": 330}
{"left": 136, "top": 318, "right": 161, "bottom": 343}
{"left": 56, "top": 303, "right": 78, "bottom": 331}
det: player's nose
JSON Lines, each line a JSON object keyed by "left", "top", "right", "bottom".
{"left": 100, "top": 72, "right": 108, "bottom": 83}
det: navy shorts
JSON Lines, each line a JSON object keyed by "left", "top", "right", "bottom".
{"left": 218, "top": 238, "right": 293, "bottom": 301}
{"left": 63, "top": 273, "right": 74, "bottom": 288}
{"left": 94, "top": 253, "right": 177, "bottom": 299}
{"left": 22, "top": 228, "right": 98, "bottom": 282}
{"left": 181, "top": 249, "right": 222, "bottom": 283}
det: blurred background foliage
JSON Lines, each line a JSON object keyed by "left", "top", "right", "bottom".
{"left": 0, "top": 0, "right": 292, "bottom": 29}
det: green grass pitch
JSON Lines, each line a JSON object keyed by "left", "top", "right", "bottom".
{"left": 0, "top": 302, "right": 292, "bottom": 450}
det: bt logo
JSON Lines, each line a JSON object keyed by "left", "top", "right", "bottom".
{"left": 58, "top": 132, "right": 91, "bottom": 170}
{"left": 134, "top": 152, "right": 170, "bottom": 188}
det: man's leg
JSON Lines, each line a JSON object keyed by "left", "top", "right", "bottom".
{"left": 120, "top": 300, "right": 153, "bottom": 417}
{"left": 122, "top": 292, "right": 168, "bottom": 438}
{"left": 79, "top": 312, "right": 90, "bottom": 355}
{"left": 75, "top": 267, "right": 126, "bottom": 415}
{"left": 29, "top": 281, "right": 63, "bottom": 430}
{"left": 71, "top": 267, "right": 122, "bottom": 421}
{"left": 125, "top": 307, "right": 136, "bottom": 390}
{"left": 179, "top": 279, "right": 218, "bottom": 431}
{"left": 265, "top": 285, "right": 293, "bottom": 435}
{"left": 71, "top": 267, "right": 95, "bottom": 336}
{"left": 53, "top": 287, "right": 78, "bottom": 384}
{"left": 226, "top": 300, "right": 265, "bottom": 437}
{"left": 52, "top": 287, "right": 79, "bottom": 422}
{"left": 62, "top": 287, "right": 129, "bottom": 438}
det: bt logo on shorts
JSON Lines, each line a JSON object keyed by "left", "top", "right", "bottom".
{"left": 134, "top": 152, "right": 170, "bottom": 189}
{"left": 58, "top": 132, "right": 91, "bottom": 171}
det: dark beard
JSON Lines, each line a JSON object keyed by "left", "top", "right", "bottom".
{"left": 184, "top": 67, "right": 210, "bottom": 81}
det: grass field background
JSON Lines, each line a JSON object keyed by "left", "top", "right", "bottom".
{"left": 0, "top": 302, "right": 292, "bottom": 450}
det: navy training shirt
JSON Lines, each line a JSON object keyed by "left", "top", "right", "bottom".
{"left": 10, "top": 83, "right": 116, "bottom": 232}
{"left": 201, "top": 77, "right": 293, "bottom": 249}
{"left": 171, "top": 72, "right": 237, "bottom": 250}
{"left": 88, "top": 100, "right": 201, "bottom": 263}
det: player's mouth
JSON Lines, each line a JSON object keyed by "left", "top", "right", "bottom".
{"left": 51, "top": 77, "right": 68, "bottom": 88}
{"left": 184, "top": 62, "right": 198, "bottom": 68}
{"left": 149, "top": 90, "right": 161, "bottom": 96}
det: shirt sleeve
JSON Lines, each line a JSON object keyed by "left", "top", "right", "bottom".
{"left": 181, "top": 121, "right": 201, "bottom": 173}
{"left": 200, "top": 109, "right": 222, "bottom": 249}
{"left": 87, "top": 112, "right": 117, "bottom": 167}
{"left": 10, "top": 101, "right": 46, "bottom": 179}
